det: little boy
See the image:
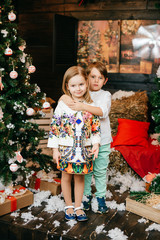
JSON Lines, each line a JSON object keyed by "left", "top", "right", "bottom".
{"left": 60, "top": 62, "right": 112, "bottom": 213}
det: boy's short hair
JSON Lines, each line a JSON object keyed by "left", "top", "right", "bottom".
{"left": 86, "top": 62, "right": 108, "bottom": 79}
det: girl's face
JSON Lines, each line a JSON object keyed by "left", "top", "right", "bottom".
{"left": 88, "top": 67, "right": 108, "bottom": 91}
{"left": 67, "top": 75, "right": 87, "bottom": 101}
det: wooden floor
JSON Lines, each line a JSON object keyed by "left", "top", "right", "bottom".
{"left": 0, "top": 185, "right": 160, "bottom": 240}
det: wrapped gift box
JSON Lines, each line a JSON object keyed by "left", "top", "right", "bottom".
{"left": 126, "top": 197, "right": 160, "bottom": 224}
{"left": 0, "top": 185, "right": 33, "bottom": 216}
{"left": 29, "top": 175, "right": 61, "bottom": 195}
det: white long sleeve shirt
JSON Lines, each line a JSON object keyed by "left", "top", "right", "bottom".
{"left": 90, "top": 89, "right": 112, "bottom": 145}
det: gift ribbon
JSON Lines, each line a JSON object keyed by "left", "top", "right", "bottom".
{"left": 12, "top": 186, "right": 26, "bottom": 194}
{"left": 0, "top": 186, "right": 26, "bottom": 212}
{"left": 54, "top": 178, "right": 61, "bottom": 183}
{"left": 7, "top": 196, "right": 17, "bottom": 212}
{"left": 34, "top": 176, "right": 61, "bottom": 189}
{"left": 35, "top": 178, "right": 41, "bottom": 190}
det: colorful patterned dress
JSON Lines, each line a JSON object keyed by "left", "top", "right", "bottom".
{"left": 48, "top": 101, "right": 101, "bottom": 174}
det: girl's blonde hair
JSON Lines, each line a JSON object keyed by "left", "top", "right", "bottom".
{"left": 62, "top": 66, "right": 92, "bottom": 103}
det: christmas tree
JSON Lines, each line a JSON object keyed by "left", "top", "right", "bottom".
{"left": 77, "top": 21, "right": 105, "bottom": 68}
{"left": 0, "top": 0, "right": 51, "bottom": 185}
{"left": 150, "top": 66, "right": 160, "bottom": 143}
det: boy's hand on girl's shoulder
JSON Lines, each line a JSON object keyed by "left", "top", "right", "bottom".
{"left": 67, "top": 101, "right": 84, "bottom": 111}
{"left": 90, "top": 143, "right": 99, "bottom": 160}
{"left": 59, "top": 94, "right": 84, "bottom": 111}
{"left": 53, "top": 148, "right": 61, "bottom": 164}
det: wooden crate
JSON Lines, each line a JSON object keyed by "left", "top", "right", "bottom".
{"left": 126, "top": 197, "right": 160, "bottom": 224}
{"left": 31, "top": 109, "right": 53, "bottom": 156}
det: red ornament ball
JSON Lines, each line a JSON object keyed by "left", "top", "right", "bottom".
{"left": 10, "top": 163, "right": 18, "bottom": 172}
{"left": 5, "top": 47, "right": 13, "bottom": 56}
{"left": 8, "top": 11, "right": 16, "bottom": 21}
{"left": 26, "top": 108, "right": 35, "bottom": 116}
{"left": 28, "top": 65, "right": 36, "bottom": 73}
{"left": 9, "top": 70, "right": 18, "bottom": 79}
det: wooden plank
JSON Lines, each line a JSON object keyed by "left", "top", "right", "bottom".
{"left": 126, "top": 197, "right": 160, "bottom": 224}
{"left": 147, "top": 231, "right": 160, "bottom": 240}
{"left": 63, "top": 1, "right": 147, "bottom": 12}
{"left": 125, "top": 212, "right": 150, "bottom": 240}
{"left": 37, "top": 125, "right": 50, "bottom": 131}
{"left": 1, "top": 185, "right": 160, "bottom": 239}
{"left": 18, "top": 14, "right": 53, "bottom": 46}
{"left": 0, "top": 221, "right": 9, "bottom": 240}
{"left": 18, "top": 2, "right": 65, "bottom": 13}
{"left": 66, "top": 10, "right": 160, "bottom": 20}
{"left": 39, "top": 147, "right": 53, "bottom": 156}
{"left": 22, "top": 48, "right": 52, "bottom": 71}
{"left": 39, "top": 139, "right": 48, "bottom": 144}
{"left": 31, "top": 119, "right": 51, "bottom": 125}
{"left": 31, "top": 210, "right": 65, "bottom": 239}
{"left": 63, "top": 209, "right": 117, "bottom": 240}
{"left": 18, "top": 0, "right": 147, "bottom": 13}
{"left": 148, "top": 0, "right": 160, "bottom": 9}
{"left": 108, "top": 73, "right": 155, "bottom": 83}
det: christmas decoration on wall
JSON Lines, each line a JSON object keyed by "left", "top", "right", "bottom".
{"left": 0, "top": 0, "right": 52, "bottom": 186}
{"left": 77, "top": 21, "right": 106, "bottom": 68}
{"left": 132, "top": 24, "right": 160, "bottom": 59}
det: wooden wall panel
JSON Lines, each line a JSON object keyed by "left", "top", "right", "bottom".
{"left": 17, "top": 0, "right": 160, "bottom": 102}
{"left": 17, "top": 1, "right": 65, "bottom": 13}
{"left": 66, "top": 10, "right": 160, "bottom": 20}
{"left": 63, "top": 1, "right": 147, "bottom": 12}
{"left": 18, "top": 13, "right": 53, "bottom": 45}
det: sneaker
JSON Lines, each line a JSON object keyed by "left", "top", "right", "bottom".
{"left": 97, "top": 197, "right": 108, "bottom": 214}
{"left": 83, "top": 195, "right": 92, "bottom": 211}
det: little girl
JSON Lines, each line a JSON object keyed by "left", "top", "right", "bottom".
{"left": 47, "top": 66, "right": 101, "bottom": 221}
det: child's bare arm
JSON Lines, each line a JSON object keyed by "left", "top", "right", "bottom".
{"left": 60, "top": 94, "right": 103, "bottom": 116}
{"left": 78, "top": 104, "right": 103, "bottom": 116}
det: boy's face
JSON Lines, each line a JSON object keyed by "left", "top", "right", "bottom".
{"left": 88, "top": 67, "right": 108, "bottom": 92}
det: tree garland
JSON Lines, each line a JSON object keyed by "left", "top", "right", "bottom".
{"left": 130, "top": 175, "right": 160, "bottom": 203}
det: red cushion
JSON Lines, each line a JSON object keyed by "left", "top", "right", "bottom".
{"left": 112, "top": 119, "right": 150, "bottom": 148}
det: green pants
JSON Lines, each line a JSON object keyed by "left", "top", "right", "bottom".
{"left": 84, "top": 144, "right": 111, "bottom": 197}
